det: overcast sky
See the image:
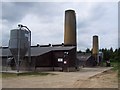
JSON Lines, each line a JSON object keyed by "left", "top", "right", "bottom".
{"left": 1, "top": 1, "right": 118, "bottom": 51}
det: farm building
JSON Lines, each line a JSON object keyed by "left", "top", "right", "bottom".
{"left": 1, "top": 9, "right": 102, "bottom": 72}
{"left": 1, "top": 45, "right": 77, "bottom": 72}
{"left": 77, "top": 53, "right": 96, "bottom": 67}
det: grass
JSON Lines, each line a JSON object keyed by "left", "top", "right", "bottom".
{"left": 2, "top": 72, "right": 17, "bottom": 78}
{"left": 2, "top": 72, "right": 57, "bottom": 78}
{"left": 111, "top": 61, "right": 118, "bottom": 71}
{"left": 0, "top": 73, "right": 2, "bottom": 78}
{"left": 102, "top": 61, "right": 119, "bottom": 79}
{"left": 118, "top": 61, "right": 120, "bottom": 82}
{"left": 102, "top": 61, "right": 118, "bottom": 70}
{"left": 109, "top": 61, "right": 120, "bottom": 81}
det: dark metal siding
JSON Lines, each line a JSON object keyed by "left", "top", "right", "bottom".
{"left": 35, "top": 52, "right": 53, "bottom": 67}
{"left": 34, "top": 48, "right": 76, "bottom": 69}
{"left": 1, "top": 46, "right": 76, "bottom": 71}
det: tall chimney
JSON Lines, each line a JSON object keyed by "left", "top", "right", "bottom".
{"left": 92, "top": 35, "right": 99, "bottom": 55}
{"left": 64, "top": 10, "right": 76, "bottom": 46}
{"left": 92, "top": 35, "right": 99, "bottom": 63}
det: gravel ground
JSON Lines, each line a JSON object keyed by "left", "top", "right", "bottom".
{"left": 2, "top": 67, "right": 118, "bottom": 88}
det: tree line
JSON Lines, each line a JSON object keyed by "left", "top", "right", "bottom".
{"left": 78, "top": 47, "right": 120, "bottom": 62}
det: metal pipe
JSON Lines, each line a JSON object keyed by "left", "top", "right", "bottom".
{"left": 23, "top": 26, "right": 31, "bottom": 64}
{"left": 18, "top": 24, "right": 31, "bottom": 70}
{"left": 17, "top": 26, "right": 21, "bottom": 73}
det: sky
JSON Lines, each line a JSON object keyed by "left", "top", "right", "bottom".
{"left": 1, "top": 0, "right": 119, "bottom": 51}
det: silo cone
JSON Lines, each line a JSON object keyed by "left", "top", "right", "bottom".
{"left": 64, "top": 10, "right": 76, "bottom": 46}
{"left": 92, "top": 35, "right": 99, "bottom": 66}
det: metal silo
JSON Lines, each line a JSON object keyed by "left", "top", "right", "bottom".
{"left": 9, "top": 24, "right": 31, "bottom": 72}
{"left": 64, "top": 10, "right": 76, "bottom": 46}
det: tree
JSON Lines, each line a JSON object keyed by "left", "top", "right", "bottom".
{"left": 85, "top": 48, "right": 91, "bottom": 53}
{"left": 100, "top": 48, "right": 119, "bottom": 62}
{"left": 77, "top": 50, "right": 82, "bottom": 53}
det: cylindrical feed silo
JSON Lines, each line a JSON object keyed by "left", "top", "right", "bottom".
{"left": 9, "top": 28, "right": 29, "bottom": 72}
{"left": 64, "top": 10, "right": 76, "bottom": 46}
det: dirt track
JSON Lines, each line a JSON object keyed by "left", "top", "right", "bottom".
{"left": 73, "top": 69, "right": 118, "bottom": 88}
{"left": 2, "top": 67, "right": 118, "bottom": 88}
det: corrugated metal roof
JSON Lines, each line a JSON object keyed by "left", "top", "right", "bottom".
{"left": 51, "top": 46, "right": 75, "bottom": 51}
{"left": 26, "top": 47, "right": 52, "bottom": 56}
{"left": 0, "top": 46, "right": 75, "bottom": 57}
{"left": 77, "top": 53, "right": 91, "bottom": 61}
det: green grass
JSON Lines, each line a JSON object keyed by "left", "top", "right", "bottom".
{"left": 0, "top": 73, "right": 2, "bottom": 78}
{"left": 2, "top": 72, "right": 17, "bottom": 78}
{"left": 118, "top": 61, "right": 120, "bottom": 81}
{"left": 2, "top": 72, "right": 57, "bottom": 78}
{"left": 102, "top": 61, "right": 120, "bottom": 82}
{"left": 111, "top": 61, "right": 118, "bottom": 71}
{"left": 109, "top": 61, "right": 120, "bottom": 81}
{"left": 102, "top": 61, "right": 118, "bottom": 70}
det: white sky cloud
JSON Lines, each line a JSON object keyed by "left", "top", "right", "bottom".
{"left": 1, "top": 2, "right": 118, "bottom": 51}
{"left": 2, "top": 0, "right": 119, "bottom": 2}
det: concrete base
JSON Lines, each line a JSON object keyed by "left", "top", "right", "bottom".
{"left": 35, "top": 67, "right": 77, "bottom": 72}
{"left": 1, "top": 70, "right": 33, "bottom": 74}
{"left": 2, "top": 65, "right": 78, "bottom": 72}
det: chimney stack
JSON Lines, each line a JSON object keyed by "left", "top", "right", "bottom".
{"left": 92, "top": 35, "right": 99, "bottom": 63}
{"left": 92, "top": 35, "right": 99, "bottom": 55}
{"left": 64, "top": 10, "right": 76, "bottom": 46}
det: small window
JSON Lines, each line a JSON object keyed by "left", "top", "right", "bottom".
{"left": 58, "top": 58, "right": 63, "bottom": 62}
